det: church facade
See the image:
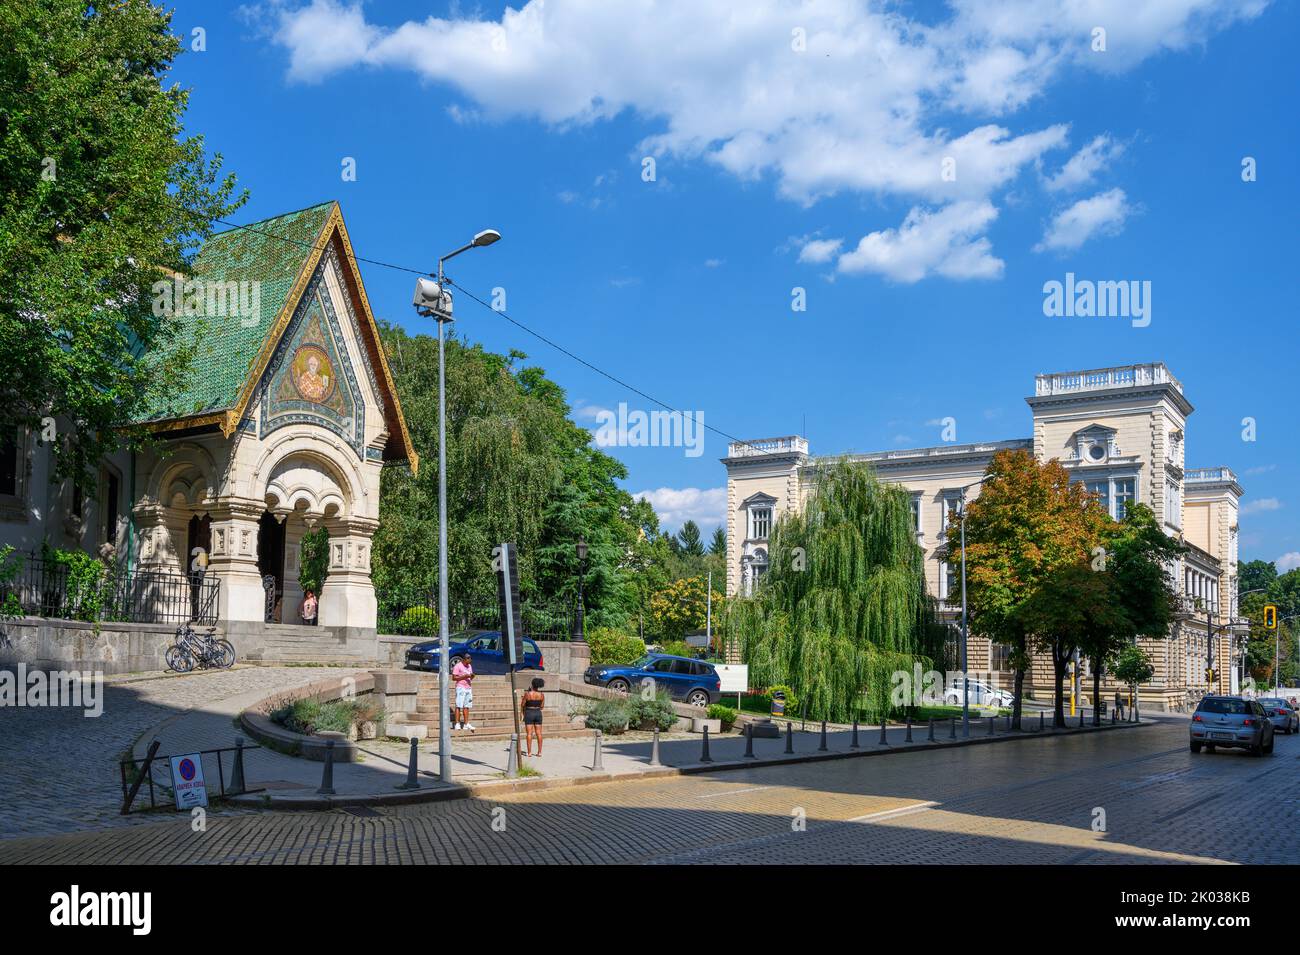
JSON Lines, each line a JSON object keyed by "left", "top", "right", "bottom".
{"left": 722, "top": 363, "right": 1248, "bottom": 712}
{"left": 0, "top": 202, "right": 416, "bottom": 659}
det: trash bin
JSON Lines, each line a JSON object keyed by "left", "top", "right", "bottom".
{"left": 771, "top": 690, "right": 786, "bottom": 717}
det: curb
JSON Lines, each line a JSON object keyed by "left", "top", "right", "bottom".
{"left": 229, "top": 717, "right": 1153, "bottom": 810}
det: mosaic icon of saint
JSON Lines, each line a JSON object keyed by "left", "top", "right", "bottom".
{"left": 295, "top": 351, "right": 331, "bottom": 402}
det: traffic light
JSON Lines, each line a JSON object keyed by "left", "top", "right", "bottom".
{"left": 1205, "top": 667, "right": 1215, "bottom": 685}
{"left": 1263, "top": 604, "right": 1278, "bottom": 630}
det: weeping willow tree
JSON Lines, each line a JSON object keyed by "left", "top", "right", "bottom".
{"left": 725, "top": 460, "right": 944, "bottom": 721}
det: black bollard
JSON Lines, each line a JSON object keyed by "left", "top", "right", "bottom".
{"left": 649, "top": 726, "right": 662, "bottom": 766}
{"left": 505, "top": 734, "right": 519, "bottom": 779}
{"left": 850, "top": 720, "right": 860, "bottom": 749}
{"left": 592, "top": 729, "right": 604, "bottom": 772}
{"left": 317, "top": 738, "right": 336, "bottom": 796}
{"left": 1005, "top": 713, "right": 1012, "bottom": 731}
{"left": 1111, "top": 706, "right": 1117, "bottom": 725}
{"left": 818, "top": 720, "right": 828, "bottom": 752}
{"left": 700, "top": 724, "right": 713, "bottom": 763}
{"left": 987, "top": 715, "right": 995, "bottom": 736}
{"left": 1038, "top": 711, "right": 1045, "bottom": 732}
{"left": 1078, "top": 709, "right": 1085, "bottom": 728}
{"left": 230, "top": 737, "right": 246, "bottom": 795}
{"left": 905, "top": 717, "right": 913, "bottom": 743}
{"left": 397, "top": 736, "right": 421, "bottom": 790}
{"left": 785, "top": 721, "right": 794, "bottom": 754}
{"left": 879, "top": 718, "right": 889, "bottom": 746}
{"left": 744, "top": 722, "right": 756, "bottom": 759}
{"left": 949, "top": 717, "right": 956, "bottom": 739}
{"left": 928, "top": 717, "right": 935, "bottom": 742}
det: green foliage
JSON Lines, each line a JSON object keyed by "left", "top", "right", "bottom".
{"left": 270, "top": 695, "right": 383, "bottom": 736}
{"left": 766, "top": 683, "right": 798, "bottom": 711}
{"left": 648, "top": 575, "right": 723, "bottom": 642}
{"left": 706, "top": 703, "right": 737, "bottom": 729}
{"left": 298, "top": 527, "right": 329, "bottom": 595}
{"left": 709, "top": 527, "right": 727, "bottom": 556}
{"left": 581, "top": 697, "right": 630, "bottom": 735}
{"left": 41, "top": 543, "right": 108, "bottom": 622}
{"left": 0, "top": 0, "right": 245, "bottom": 490}
{"left": 628, "top": 692, "right": 678, "bottom": 730}
{"left": 725, "top": 461, "right": 941, "bottom": 722}
{"left": 659, "top": 639, "right": 693, "bottom": 659}
{"left": 1111, "top": 643, "right": 1155, "bottom": 687}
{"left": 0, "top": 546, "right": 24, "bottom": 621}
{"left": 678, "top": 520, "right": 705, "bottom": 556}
{"left": 587, "top": 626, "right": 645, "bottom": 665}
{"left": 394, "top": 606, "right": 437, "bottom": 636}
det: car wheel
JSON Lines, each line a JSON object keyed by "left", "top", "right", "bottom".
{"left": 1189, "top": 741, "right": 1202, "bottom": 753}
{"left": 607, "top": 678, "right": 630, "bottom": 694}
{"left": 1265, "top": 734, "right": 1275, "bottom": 755}
{"left": 687, "top": 689, "right": 710, "bottom": 707}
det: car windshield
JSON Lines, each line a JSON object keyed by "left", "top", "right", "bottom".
{"left": 1198, "top": 698, "right": 1249, "bottom": 714}
{"left": 629, "top": 654, "right": 655, "bottom": 669}
{"left": 1260, "top": 699, "right": 1285, "bottom": 707}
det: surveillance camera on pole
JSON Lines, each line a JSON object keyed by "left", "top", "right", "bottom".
{"left": 413, "top": 277, "right": 453, "bottom": 321}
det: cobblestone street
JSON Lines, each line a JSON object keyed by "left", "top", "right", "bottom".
{"left": 2, "top": 715, "right": 1295, "bottom": 863}
{"left": 0, "top": 666, "right": 342, "bottom": 839}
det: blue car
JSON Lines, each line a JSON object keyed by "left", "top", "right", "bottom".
{"left": 584, "top": 653, "right": 722, "bottom": 707}
{"left": 405, "top": 630, "right": 544, "bottom": 674}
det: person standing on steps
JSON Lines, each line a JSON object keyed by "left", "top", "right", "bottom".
{"left": 451, "top": 652, "right": 475, "bottom": 731}
{"left": 522, "top": 677, "right": 546, "bottom": 757}
{"left": 300, "top": 589, "right": 318, "bottom": 627}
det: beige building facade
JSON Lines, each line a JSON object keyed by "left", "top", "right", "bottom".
{"left": 722, "top": 363, "right": 1248, "bottom": 712}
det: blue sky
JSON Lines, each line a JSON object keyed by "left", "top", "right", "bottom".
{"left": 168, "top": 0, "right": 1297, "bottom": 566}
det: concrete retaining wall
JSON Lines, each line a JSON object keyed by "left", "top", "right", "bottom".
{"left": 0, "top": 617, "right": 185, "bottom": 675}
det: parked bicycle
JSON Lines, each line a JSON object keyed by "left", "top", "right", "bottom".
{"left": 165, "top": 622, "right": 236, "bottom": 672}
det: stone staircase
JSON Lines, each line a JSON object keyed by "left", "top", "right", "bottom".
{"left": 240, "top": 624, "right": 377, "bottom": 666}
{"left": 401, "top": 674, "right": 592, "bottom": 742}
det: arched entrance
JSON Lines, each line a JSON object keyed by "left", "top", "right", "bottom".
{"left": 257, "top": 512, "right": 286, "bottom": 622}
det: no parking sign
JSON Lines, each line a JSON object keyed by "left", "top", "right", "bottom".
{"left": 169, "top": 753, "right": 209, "bottom": 810}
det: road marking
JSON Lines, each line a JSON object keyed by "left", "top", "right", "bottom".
{"left": 848, "top": 800, "right": 937, "bottom": 823}
{"left": 696, "top": 785, "right": 770, "bottom": 799}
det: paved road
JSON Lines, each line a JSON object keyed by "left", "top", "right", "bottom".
{"left": 2, "top": 715, "right": 1295, "bottom": 863}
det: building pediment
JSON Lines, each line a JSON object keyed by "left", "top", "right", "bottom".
{"left": 740, "top": 491, "right": 777, "bottom": 509}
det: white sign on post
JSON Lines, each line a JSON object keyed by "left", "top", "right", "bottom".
{"left": 714, "top": 664, "right": 749, "bottom": 694}
{"left": 169, "top": 753, "right": 209, "bottom": 810}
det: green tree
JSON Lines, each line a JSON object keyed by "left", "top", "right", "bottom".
{"left": 1111, "top": 643, "right": 1155, "bottom": 707}
{"left": 709, "top": 526, "right": 727, "bottom": 556}
{"left": 648, "top": 574, "right": 723, "bottom": 642}
{"left": 725, "top": 460, "right": 941, "bottom": 722}
{"left": 677, "top": 520, "right": 704, "bottom": 557}
{"left": 298, "top": 527, "right": 329, "bottom": 596}
{"left": 0, "top": 0, "right": 244, "bottom": 489}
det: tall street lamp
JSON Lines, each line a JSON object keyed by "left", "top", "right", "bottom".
{"left": 573, "top": 536, "right": 588, "bottom": 644}
{"left": 955, "top": 481, "right": 983, "bottom": 739}
{"left": 412, "top": 227, "right": 501, "bottom": 784}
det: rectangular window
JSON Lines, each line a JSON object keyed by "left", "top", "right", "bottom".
{"left": 1114, "top": 478, "right": 1135, "bottom": 520}
{"left": 103, "top": 469, "right": 120, "bottom": 548}
{"left": 749, "top": 507, "right": 771, "bottom": 540}
{"left": 910, "top": 494, "right": 922, "bottom": 535}
{"left": 0, "top": 430, "right": 16, "bottom": 497}
{"left": 1085, "top": 480, "right": 1109, "bottom": 515}
{"left": 990, "top": 643, "right": 1012, "bottom": 672}
{"left": 1165, "top": 479, "right": 1181, "bottom": 527}
{"left": 940, "top": 494, "right": 961, "bottom": 534}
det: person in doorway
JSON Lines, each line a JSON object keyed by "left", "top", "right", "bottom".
{"left": 451, "top": 652, "right": 475, "bottom": 731}
{"left": 522, "top": 677, "right": 545, "bottom": 757}
{"left": 300, "top": 589, "right": 318, "bottom": 627}
{"left": 1113, "top": 689, "right": 1125, "bottom": 721}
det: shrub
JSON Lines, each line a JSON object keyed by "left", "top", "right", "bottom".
{"left": 395, "top": 606, "right": 438, "bottom": 636}
{"left": 660, "top": 639, "right": 693, "bottom": 659}
{"left": 587, "top": 626, "right": 645, "bottom": 666}
{"left": 298, "top": 527, "right": 330, "bottom": 595}
{"left": 581, "top": 697, "right": 631, "bottom": 735}
{"left": 707, "top": 703, "right": 738, "bottom": 730}
{"left": 270, "top": 695, "right": 383, "bottom": 736}
{"left": 628, "top": 691, "right": 678, "bottom": 731}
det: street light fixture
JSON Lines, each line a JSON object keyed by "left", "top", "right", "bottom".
{"left": 955, "top": 479, "right": 985, "bottom": 739}
{"left": 412, "top": 227, "right": 502, "bottom": 785}
{"left": 573, "top": 537, "right": 588, "bottom": 644}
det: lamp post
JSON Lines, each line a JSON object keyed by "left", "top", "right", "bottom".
{"left": 412, "top": 228, "right": 501, "bottom": 784}
{"left": 956, "top": 479, "right": 985, "bottom": 739}
{"left": 1221, "top": 586, "right": 1269, "bottom": 696}
{"left": 573, "top": 536, "right": 588, "bottom": 643}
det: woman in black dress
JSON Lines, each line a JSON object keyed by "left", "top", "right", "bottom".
{"left": 522, "top": 677, "right": 546, "bottom": 757}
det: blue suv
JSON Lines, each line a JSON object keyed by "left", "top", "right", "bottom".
{"left": 405, "top": 631, "right": 544, "bottom": 674}
{"left": 584, "top": 653, "right": 722, "bottom": 707}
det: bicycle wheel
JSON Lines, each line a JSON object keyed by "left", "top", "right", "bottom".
{"left": 214, "top": 639, "right": 236, "bottom": 669}
{"left": 165, "top": 644, "right": 195, "bottom": 673}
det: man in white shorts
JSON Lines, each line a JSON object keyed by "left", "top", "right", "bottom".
{"left": 451, "top": 652, "right": 475, "bottom": 731}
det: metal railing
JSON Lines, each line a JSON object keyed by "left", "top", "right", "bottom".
{"left": 120, "top": 739, "right": 263, "bottom": 813}
{"left": 3, "top": 552, "right": 219, "bottom": 625}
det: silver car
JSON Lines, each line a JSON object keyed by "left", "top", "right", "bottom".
{"left": 1190, "top": 696, "right": 1275, "bottom": 756}
{"left": 1259, "top": 698, "right": 1298, "bottom": 735}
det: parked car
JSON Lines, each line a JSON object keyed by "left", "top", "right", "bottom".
{"left": 404, "top": 630, "right": 544, "bottom": 674}
{"left": 1190, "top": 695, "right": 1275, "bottom": 755}
{"left": 1258, "top": 698, "right": 1298, "bottom": 735}
{"left": 584, "top": 653, "right": 722, "bottom": 706}
{"left": 942, "top": 678, "right": 1014, "bottom": 709}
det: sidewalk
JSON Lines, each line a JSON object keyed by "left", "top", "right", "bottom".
{"left": 132, "top": 689, "right": 1148, "bottom": 810}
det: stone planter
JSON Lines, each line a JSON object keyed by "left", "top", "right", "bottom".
{"left": 692, "top": 717, "right": 721, "bottom": 734}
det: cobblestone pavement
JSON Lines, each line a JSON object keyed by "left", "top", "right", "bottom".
{"left": 0, "top": 666, "right": 344, "bottom": 839}
{"left": 2, "top": 715, "right": 1295, "bottom": 863}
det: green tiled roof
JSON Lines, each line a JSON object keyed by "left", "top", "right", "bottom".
{"left": 137, "top": 201, "right": 336, "bottom": 423}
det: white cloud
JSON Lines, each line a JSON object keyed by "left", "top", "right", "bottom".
{"left": 1277, "top": 552, "right": 1300, "bottom": 572}
{"left": 633, "top": 486, "right": 726, "bottom": 533}
{"left": 1044, "top": 134, "right": 1127, "bottom": 192}
{"left": 837, "top": 200, "right": 1003, "bottom": 282}
{"left": 797, "top": 238, "right": 843, "bottom": 264}
{"left": 1244, "top": 464, "right": 1276, "bottom": 475}
{"left": 703, "top": 258, "right": 724, "bottom": 268}
{"left": 1035, "top": 187, "right": 1132, "bottom": 252}
{"left": 1241, "top": 497, "right": 1282, "bottom": 515}
{"left": 262, "top": 0, "right": 1266, "bottom": 278}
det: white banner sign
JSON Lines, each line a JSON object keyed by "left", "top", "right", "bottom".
{"left": 714, "top": 664, "right": 749, "bottom": 694}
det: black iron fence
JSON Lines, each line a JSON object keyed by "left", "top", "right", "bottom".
{"left": 2, "top": 552, "right": 219, "bottom": 626}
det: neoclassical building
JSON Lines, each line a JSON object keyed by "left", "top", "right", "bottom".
{"left": 722, "top": 363, "right": 1248, "bottom": 711}
{"left": 0, "top": 201, "right": 416, "bottom": 658}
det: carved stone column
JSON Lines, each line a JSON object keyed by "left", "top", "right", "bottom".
{"left": 318, "top": 516, "right": 379, "bottom": 634}
{"left": 207, "top": 497, "right": 266, "bottom": 627}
